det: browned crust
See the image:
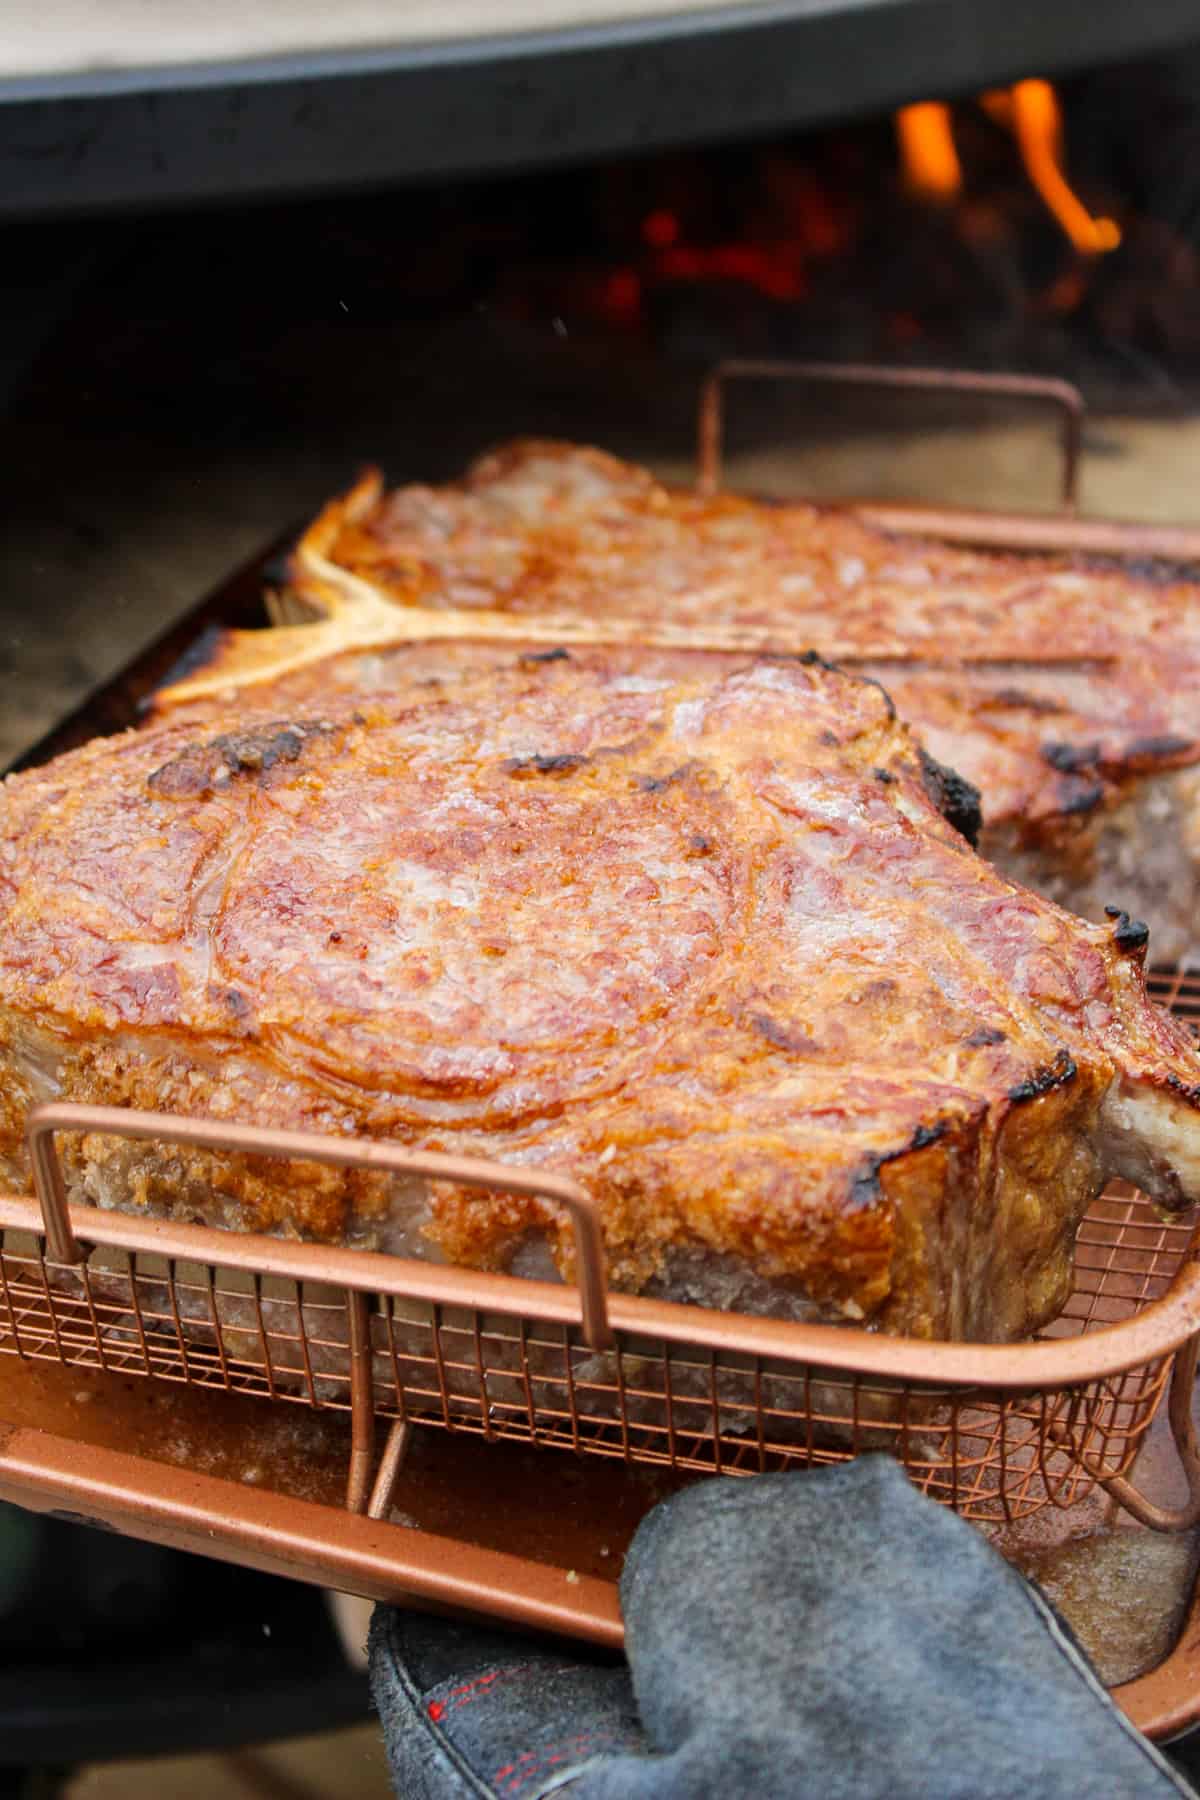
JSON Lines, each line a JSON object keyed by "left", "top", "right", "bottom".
{"left": 6, "top": 649, "right": 1200, "bottom": 1340}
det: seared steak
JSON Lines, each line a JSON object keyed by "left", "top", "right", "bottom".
{"left": 4, "top": 650, "right": 1199, "bottom": 1342}
{"left": 255, "top": 441, "right": 1200, "bottom": 965}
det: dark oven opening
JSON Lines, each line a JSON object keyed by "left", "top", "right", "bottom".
{"left": 7, "top": 40, "right": 1200, "bottom": 767}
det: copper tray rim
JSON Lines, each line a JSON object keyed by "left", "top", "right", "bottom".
{"left": 0, "top": 1415, "right": 1196, "bottom": 1744}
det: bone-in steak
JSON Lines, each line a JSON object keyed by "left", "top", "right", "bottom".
{"left": 4, "top": 651, "right": 1199, "bottom": 1342}
{"left": 266, "top": 441, "right": 1200, "bottom": 965}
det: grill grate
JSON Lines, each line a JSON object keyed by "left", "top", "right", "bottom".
{"left": 0, "top": 961, "right": 1197, "bottom": 1527}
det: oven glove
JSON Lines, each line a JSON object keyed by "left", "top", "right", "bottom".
{"left": 368, "top": 1454, "right": 1196, "bottom": 1799}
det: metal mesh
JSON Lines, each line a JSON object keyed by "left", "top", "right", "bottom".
{"left": 0, "top": 962, "right": 1195, "bottom": 1525}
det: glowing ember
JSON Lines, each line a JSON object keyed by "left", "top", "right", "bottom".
{"left": 472, "top": 67, "right": 1183, "bottom": 366}
{"left": 601, "top": 268, "right": 642, "bottom": 325}
{"left": 641, "top": 209, "right": 681, "bottom": 249}
{"left": 654, "top": 241, "right": 807, "bottom": 302}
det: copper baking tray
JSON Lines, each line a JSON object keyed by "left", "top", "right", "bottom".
{"left": 5, "top": 364, "right": 1200, "bottom": 1737}
{"left": 7, "top": 1069, "right": 1200, "bottom": 1534}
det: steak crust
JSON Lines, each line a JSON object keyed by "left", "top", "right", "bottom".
{"left": 4, "top": 651, "right": 1200, "bottom": 1343}
{"left": 261, "top": 441, "right": 1200, "bottom": 963}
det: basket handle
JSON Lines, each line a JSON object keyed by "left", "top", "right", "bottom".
{"left": 1095, "top": 1329, "right": 1200, "bottom": 1533}
{"left": 696, "top": 359, "right": 1085, "bottom": 511}
{"left": 24, "top": 1102, "right": 613, "bottom": 1351}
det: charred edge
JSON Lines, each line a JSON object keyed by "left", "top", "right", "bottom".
{"left": 850, "top": 1119, "right": 951, "bottom": 1208}
{"left": 1060, "top": 782, "right": 1106, "bottom": 817}
{"left": 220, "top": 727, "right": 306, "bottom": 771}
{"left": 873, "top": 767, "right": 896, "bottom": 785}
{"left": 750, "top": 1013, "right": 819, "bottom": 1054}
{"left": 636, "top": 761, "right": 700, "bottom": 794}
{"left": 964, "top": 1026, "right": 1007, "bottom": 1048}
{"left": 518, "top": 647, "right": 571, "bottom": 666}
{"left": 849, "top": 1160, "right": 887, "bottom": 1211}
{"left": 1041, "top": 740, "right": 1101, "bottom": 775}
{"left": 1007, "top": 1051, "right": 1077, "bottom": 1105}
{"left": 848, "top": 669, "right": 897, "bottom": 722}
{"left": 910, "top": 1122, "right": 947, "bottom": 1151}
{"left": 1165, "top": 1071, "right": 1200, "bottom": 1109}
{"left": 1125, "top": 734, "right": 1195, "bottom": 762}
{"left": 916, "top": 748, "right": 982, "bottom": 849}
{"left": 212, "top": 985, "right": 253, "bottom": 1024}
{"left": 792, "top": 646, "right": 897, "bottom": 720}
{"left": 145, "top": 625, "right": 230, "bottom": 707}
{"left": 1104, "top": 906, "right": 1151, "bottom": 953}
{"left": 148, "top": 720, "right": 335, "bottom": 798}
{"left": 503, "top": 752, "right": 588, "bottom": 778}
{"left": 988, "top": 687, "right": 1064, "bottom": 716}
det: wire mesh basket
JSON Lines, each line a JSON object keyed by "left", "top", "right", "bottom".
{"left": 2, "top": 965, "right": 1198, "bottom": 1534}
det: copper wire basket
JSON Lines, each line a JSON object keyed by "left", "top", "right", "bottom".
{"left": 5, "top": 361, "right": 1200, "bottom": 1540}
{"left": 1, "top": 967, "right": 1198, "bottom": 1535}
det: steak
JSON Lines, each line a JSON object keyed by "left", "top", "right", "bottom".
{"left": 4, "top": 650, "right": 1200, "bottom": 1343}
{"left": 253, "top": 441, "right": 1200, "bottom": 965}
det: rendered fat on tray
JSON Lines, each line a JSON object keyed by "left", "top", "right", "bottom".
{"left": 241, "top": 441, "right": 1200, "bottom": 967}
{"left": 3, "top": 649, "right": 1200, "bottom": 1347}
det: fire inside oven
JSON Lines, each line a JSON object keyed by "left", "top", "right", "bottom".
{"left": 9, "top": 55, "right": 1200, "bottom": 767}
{"left": 7, "top": 23, "right": 1200, "bottom": 1759}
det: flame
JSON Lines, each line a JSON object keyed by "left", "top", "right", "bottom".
{"left": 895, "top": 102, "right": 963, "bottom": 202}
{"left": 1008, "top": 80, "right": 1120, "bottom": 255}
{"left": 896, "top": 82, "right": 1120, "bottom": 257}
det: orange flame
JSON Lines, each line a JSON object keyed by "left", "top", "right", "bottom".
{"left": 895, "top": 102, "right": 962, "bottom": 202}
{"left": 896, "top": 82, "right": 1120, "bottom": 256}
{"left": 1008, "top": 79, "right": 1120, "bottom": 255}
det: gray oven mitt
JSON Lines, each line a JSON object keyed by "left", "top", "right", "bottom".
{"left": 369, "top": 1455, "right": 1196, "bottom": 1799}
